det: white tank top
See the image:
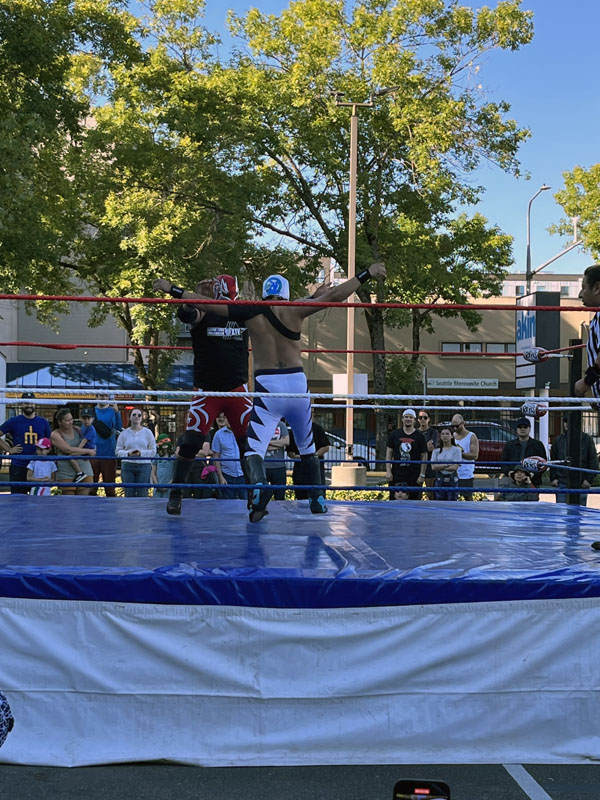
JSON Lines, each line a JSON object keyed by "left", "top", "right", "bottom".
{"left": 455, "top": 431, "right": 474, "bottom": 479}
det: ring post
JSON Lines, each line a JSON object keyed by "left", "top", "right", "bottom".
{"left": 568, "top": 338, "right": 583, "bottom": 505}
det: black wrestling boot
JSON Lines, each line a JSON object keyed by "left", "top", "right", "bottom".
{"left": 301, "top": 453, "right": 328, "bottom": 515}
{"left": 246, "top": 453, "right": 273, "bottom": 523}
{"left": 166, "top": 457, "right": 194, "bottom": 515}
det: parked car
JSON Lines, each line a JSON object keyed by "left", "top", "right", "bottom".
{"left": 438, "top": 421, "right": 514, "bottom": 470}
{"left": 325, "top": 432, "right": 376, "bottom": 471}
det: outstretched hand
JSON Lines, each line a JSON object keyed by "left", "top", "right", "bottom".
{"left": 369, "top": 262, "right": 386, "bottom": 279}
{"left": 194, "top": 278, "right": 214, "bottom": 296}
{"left": 153, "top": 278, "right": 171, "bottom": 293}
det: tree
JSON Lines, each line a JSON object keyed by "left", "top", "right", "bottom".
{"left": 215, "top": 0, "right": 531, "bottom": 449}
{"left": 0, "top": 0, "right": 138, "bottom": 292}
{"left": 553, "top": 164, "right": 600, "bottom": 257}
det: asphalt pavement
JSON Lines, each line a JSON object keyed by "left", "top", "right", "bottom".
{"left": 1, "top": 763, "right": 600, "bottom": 800}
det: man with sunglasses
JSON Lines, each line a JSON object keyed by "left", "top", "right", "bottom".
{"left": 450, "top": 414, "right": 479, "bottom": 500}
{"left": 417, "top": 409, "right": 438, "bottom": 489}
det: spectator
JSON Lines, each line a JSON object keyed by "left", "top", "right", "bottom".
{"left": 152, "top": 434, "right": 175, "bottom": 499}
{"left": 417, "top": 409, "right": 439, "bottom": 488}
{"left": 91, "top": 394, "right": 122, "bottom": 497}
{"left": 68, "top": 407, "right": 97, "bottom": 484}
{"left": 500, "top": 417, "right": 546, "bottom": 488}
{"left": 550, "top": 416, "right": 599, "bottom": 505}
{"left": 288, "top": 422, "right": 330, "bottom": 500}
{"left": 502, "top": 467, "right": 539, "bottom": 502}
{"left": 51, "top": 407, "right": 95, "bottom": 495}
{"left": 0, "top": 691, "right": 14, "bottom": 749}
{"left": 175, "top": 431, "right": 212, "bottom": 498}
{"left": 385, "top": 408, "right": 427, "bottom": 500}
{"left": 0, "top": 392, "right": 51, "bottom": 494}
{"left": 265, "top": 419, "right": 290, "bottom": 500}
{"left": 26, "top": 437, "right": 57, "bottom": 496}
{"left": 392, "top": 488, "right": 410, "bottom": 501}
{"left": 430, "top": 427, "right": 462, "bottom": 501}
{"left": 451, "top": 414, "right": 480, "bottom": 501}
{"left": 116, "top": 408, "right": 157, "bottom": 497}
{"left": 142, "top": 409, "right": 157, "bottom": 436}
{"left": 211, "top": 412, "right": 246, "bottom": 499}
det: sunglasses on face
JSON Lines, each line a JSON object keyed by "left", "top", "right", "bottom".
{"left": 130, "top": 413, "right": 142, "bottom": 418}
{"left": 418, "top": 416, "right": 429, "bottom": 420}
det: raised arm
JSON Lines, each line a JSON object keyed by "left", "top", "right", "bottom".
{"left": 153, "top": 278, "right": 223, "bottom": 319}
{"left": 295, "top": 262, "right": 386, "bottom": 319}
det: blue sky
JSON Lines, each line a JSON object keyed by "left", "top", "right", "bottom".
{"left": 134, "top": 0, "right": 599, "bottom": 275}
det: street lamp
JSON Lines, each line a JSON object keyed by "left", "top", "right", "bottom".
{"left": 335, "top": 89, "right": 395, "bottom": 463}
{"left": 526, "top": 184, "right": 551, "bottom": 294}
{"left": 335, "top": 95, "right": 374, "bottom": 462}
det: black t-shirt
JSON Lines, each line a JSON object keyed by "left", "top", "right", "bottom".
{"left": 288, "top": 423, "right": 330, "bottom": 460}
{"left": 176, "top": 432, "right": 207, "bottom": 459}
{"left": 387, "top": 428, "right": 426, "bottom": 478}
{"left": 190, "top": 312, "right": 249, "bottom": 391}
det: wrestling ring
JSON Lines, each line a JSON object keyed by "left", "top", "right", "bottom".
{"left": 1, "top": 291, "right": 600, "bottom": 768}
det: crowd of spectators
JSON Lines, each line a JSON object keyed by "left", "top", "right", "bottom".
{"left": 1, "top": 393, "right": 598, "bottom": 503}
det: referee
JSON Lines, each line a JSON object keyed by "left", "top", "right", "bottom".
{"left": 575, "top": 264, "right": 600, "bottom": 398}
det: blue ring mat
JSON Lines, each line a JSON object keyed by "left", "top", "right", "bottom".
{"left": 1, "top": 496, "right": 600, "bottom": 607}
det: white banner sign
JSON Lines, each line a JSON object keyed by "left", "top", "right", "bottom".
{"left": 516, "top": 294, "right": 536, "bottom": 389}
{"left": 426, "top": 377, "right": 498, "bottom": 389}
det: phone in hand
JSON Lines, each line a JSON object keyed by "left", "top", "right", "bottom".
{"left": 393, "top": 779, "right": 450, "bottom": 800}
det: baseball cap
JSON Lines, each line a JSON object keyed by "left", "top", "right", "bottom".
{"left": 36, "top": 438, "right": 51, "bottom": 449}
{"left": 157, "top": 434, "right": 171, "bottom": 445}
{"left": 402, "top": 408, "right": 417, "bottom": 417}
{"left": 80, "top": 407, "right": 95, "bottom": 417}
{"left": 21, "top": 392, "right": 36, "bottom": 399}
{"left": 516, "top": 417, "right": 531, "bottom": 427}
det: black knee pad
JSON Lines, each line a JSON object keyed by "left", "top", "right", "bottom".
{"left": 178, "top": 430, "right": 205, "bottom": 460}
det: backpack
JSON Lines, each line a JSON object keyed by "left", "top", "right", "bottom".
{"left": 93, "top": 417, "right": 114, "bottom": 440}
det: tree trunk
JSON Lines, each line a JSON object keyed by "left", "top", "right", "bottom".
{"left": 411, "top": 309, "right": 423, "bottom": 365}
{"left": 358, "top": 284, "right": 388, "bottom": 463}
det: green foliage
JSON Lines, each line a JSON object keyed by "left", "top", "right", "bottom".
{"left": 386, "top": 355, "right": 425, "bottom": 395}
{"left": 1, "top": 0, "right": 532, "bottom": 391}
{"left": 553, "top": 164, "right": 600, "bottom": 258}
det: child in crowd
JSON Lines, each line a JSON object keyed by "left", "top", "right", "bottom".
{"left": 69, "top": 407, "right": 97, "bottom": 483}
{"left": 152, "top": 434, "right": 175, "bottom": 499}
{"left": 502, "top": 467, "right": 539, "bottom": 502}
{"left": 26, "top": 437, "right": 57, "bottom": 496}
{"left": 211, "top": 412, "right": 246, "bottom": 499}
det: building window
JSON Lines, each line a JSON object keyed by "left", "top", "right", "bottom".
{"left": 441, "top": 342, "right": 461, "bottom": 353}
{"left": 560, "top": 285, "right": 570, "bottom": 297}
{"left": 441, "top": 342, "right": 482, "bottom": 354}
{"left": 515, "top": 285, "right": 525, "bottom": 296}
{"left": 486, "top": 343, "right": 514, "bottom": 354}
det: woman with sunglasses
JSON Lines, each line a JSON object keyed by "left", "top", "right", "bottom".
{"left": 116, "top": 408, "right": 157, "bottom": 497}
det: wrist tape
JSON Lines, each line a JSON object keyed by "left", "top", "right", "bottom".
{"left": 584, "top": 365, "right": 600, "bottom": 386}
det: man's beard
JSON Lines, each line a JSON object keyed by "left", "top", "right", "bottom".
{"left": 22, "top": 406, "right": 34, "bottom": 415}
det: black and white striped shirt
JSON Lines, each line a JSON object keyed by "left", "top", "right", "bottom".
{"left": 586, "top": 312, "right": 600, "bottom": 398}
